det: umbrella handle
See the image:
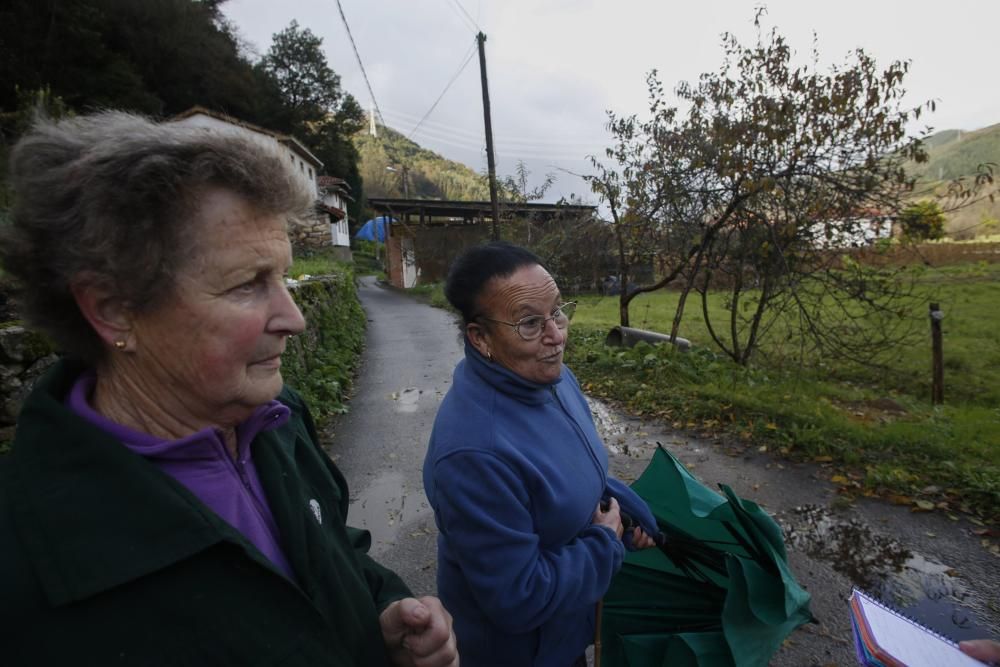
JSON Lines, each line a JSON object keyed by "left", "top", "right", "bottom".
{"left": 594, "top": 599, "right": 603, "bottom": 667}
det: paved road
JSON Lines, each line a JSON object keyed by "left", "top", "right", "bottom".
{"left": 323, "top": 276, "right": 462, "bottom": 595}
{"left": 325, "top": 277, "right": 999, "bottom": 666}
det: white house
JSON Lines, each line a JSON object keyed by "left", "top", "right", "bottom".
{"left": 171, "top": 106, "right": 350, "bottom": 254}
{"left": 318, "top": 176, "right": 354, "bottom": 261}
{"left": 810, "top": 212, "right": 893, "bottom": 249}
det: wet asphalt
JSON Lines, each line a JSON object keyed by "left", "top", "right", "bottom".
{"left": 324, "top": 276, "right": 999, "bottom": 667}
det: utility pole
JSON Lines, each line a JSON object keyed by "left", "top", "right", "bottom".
{"left": 387, "top": 165, "right": 409, "bottom": 198}
{"left": 477, "top": 31, "right": 501, "bottom": 240}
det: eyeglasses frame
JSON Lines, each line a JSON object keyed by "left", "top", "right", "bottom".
{"left": 477, "top": 302, "right": 577, "bottom": 342}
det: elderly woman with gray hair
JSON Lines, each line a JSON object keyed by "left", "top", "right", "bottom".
{"left": 0, "top": 112, "right": 458, "bottom": 666}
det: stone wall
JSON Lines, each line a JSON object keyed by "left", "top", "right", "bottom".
{"left": 0, "top": 325, "right": 59, "bottom": 442}
{"left": 0, "top": 270, "right": 365, "bottom": 449}
{"left": 289, "top": 216, "right": 333, "bottom": 250}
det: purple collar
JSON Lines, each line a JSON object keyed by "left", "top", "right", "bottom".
{"left": 65, "top": 370, "right": 297, "bottom": 580}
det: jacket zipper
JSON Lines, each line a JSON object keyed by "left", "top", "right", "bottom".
{"left": 549, "top": 385, "right": 606, "bottom": 485}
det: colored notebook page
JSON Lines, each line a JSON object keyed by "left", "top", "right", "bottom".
{"left": 850, "top": 589, "right": 986, "bottom": 667}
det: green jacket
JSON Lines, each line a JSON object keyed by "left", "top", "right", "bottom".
{"left": 0, "top": 360, "right": 411, "bottom": 665}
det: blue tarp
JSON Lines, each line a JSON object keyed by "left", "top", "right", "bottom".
{"left": 355, "top": 216, "right": 396, "bottom": 242}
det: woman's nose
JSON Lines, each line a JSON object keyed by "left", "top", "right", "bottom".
{"left": 540, "top": 316, "right": 566, "bottom": 344}
{"left": 272, "top": 283, "right": 307, "bottom": 336}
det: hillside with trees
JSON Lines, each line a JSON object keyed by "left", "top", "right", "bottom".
{"left": 908, "top": 124, "right": 1000, "bottom": 237}
{"left": 354, "top": 125, "right": 490, "bottom": 201}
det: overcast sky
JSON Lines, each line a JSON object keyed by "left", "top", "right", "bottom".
{"left": 222, "top": 0, "right": 1000, "bottom": 203}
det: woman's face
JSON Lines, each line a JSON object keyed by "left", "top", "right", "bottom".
{"left": 127, "top": 189, "right": 305, "bottom": 426}
{"left": 470, "top": 263, "right": 567, "bottom": 385}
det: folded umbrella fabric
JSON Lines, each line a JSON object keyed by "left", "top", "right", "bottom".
{"left": 599, "top": 445, "right": 814, "bottom": 667}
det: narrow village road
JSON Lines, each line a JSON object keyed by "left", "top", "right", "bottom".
{"left": 325, "top": 277, "right": 999, "bottom": 667}
{"left": 324, "top": 276, "right": 463, "bottom": 595}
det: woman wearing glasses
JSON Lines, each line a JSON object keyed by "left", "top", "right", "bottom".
{"left": 423, "top": 241, "right": 658, "bottom": 666}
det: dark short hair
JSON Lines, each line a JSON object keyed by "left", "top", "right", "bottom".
{"left": 444, "top": 241, "right": 544, "bottom": 325}
{"left": 0, "top": 111, "right": 314, "bottom": 364}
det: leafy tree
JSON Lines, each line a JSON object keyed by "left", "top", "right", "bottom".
{"left": 0, "top": 0, "right": 270, "bottom": 121}
{"left": 255, "top": 20, "right": 369, "bottom": 217}
{"left": 257, "top": 21, "right": 345, "bottom": 131}
{"left": 589, "top": 13, "right": 994, "bottom": 365}
{"left": 899, "top": 201, "right": 946, "bottom": 240}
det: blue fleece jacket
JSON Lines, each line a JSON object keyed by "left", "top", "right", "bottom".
{"left": 423, "top": 341, "right": 653, "bottom": 667}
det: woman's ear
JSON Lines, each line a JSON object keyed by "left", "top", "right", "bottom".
{"left": 466, "top": 322, "right": 492, "bottom": 360}
{"left": 70, "top": 275, "right": 134, "bottom": 351}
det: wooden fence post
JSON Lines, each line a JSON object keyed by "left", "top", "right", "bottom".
{"left": 929, "top": 302, "right": 944, "bottom": 405}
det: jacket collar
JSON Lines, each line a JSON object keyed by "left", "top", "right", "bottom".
{"left": 463, "top": 338, "right": 563, "bottom": 406}
{"left": 8, "top": 359, "right": 272, "bottom": 606}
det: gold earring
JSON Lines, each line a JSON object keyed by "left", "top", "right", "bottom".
{"left": 113, "top": 340, "right": 126, "bottom": 350}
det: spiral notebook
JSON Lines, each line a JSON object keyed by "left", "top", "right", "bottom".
{"left": 849, "top": 588, "right": 987, "bottom": 666}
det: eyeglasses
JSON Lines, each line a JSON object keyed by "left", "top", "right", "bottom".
{"left": 479, "top": 302, "right": 577, "bottom": 341}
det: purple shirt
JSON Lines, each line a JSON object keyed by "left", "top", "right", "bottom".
{"left": 67, "top": 372, "right": 297, "bottom": 580}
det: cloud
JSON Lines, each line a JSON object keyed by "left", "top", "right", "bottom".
{"left": 223, "top": 0, "right": 1000, "bottom": 202}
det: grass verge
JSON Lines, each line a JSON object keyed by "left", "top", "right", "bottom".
{"left": 565, "top": 262, "right": 1000, "bottom": 522}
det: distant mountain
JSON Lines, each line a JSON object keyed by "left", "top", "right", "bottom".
{"left": 909, "top": 124, "right": 1000, "bottom": 238}
{"left": 353, "top": 125, "right": 490, "bottom": 201}
{"left": 912, "top": 123, "right": 1000, "bottom": 182}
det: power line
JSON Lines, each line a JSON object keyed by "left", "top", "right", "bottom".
{"left": 444, "top": 0, "right": 480, "bottom": 32}
{"left": 384, "top": 108, "right": 609, "bottom": 150}
{"left": 408, "top": 39, "right": 478, "bottom": 141}
{"left": 334, "top": 0, "right": 385, "bottom": 126}
{"left": 384, "top": 112, "right": 603, "bottom": 161}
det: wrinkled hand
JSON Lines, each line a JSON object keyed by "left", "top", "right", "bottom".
{"left": 629, "top": 527, "right": 657, "bottom": 549}
{"left": 593, "top": 497, "right": 623, "bottom": 539}
{"left": 380, "top": 596, "right": 459, "bottom": 667}
{"left": 959, "top": 639, "right": 1000, "bottom": 663}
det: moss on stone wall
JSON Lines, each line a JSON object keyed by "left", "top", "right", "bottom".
{"left": 283, "top": 268, "right": 366, "bottom": 422}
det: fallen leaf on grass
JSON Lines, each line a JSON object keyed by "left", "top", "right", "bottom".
{"left": 814, "top": 455, "right": 834, "bottom": 463}
{"left": 913, "top": 500, "right": 935, "bottom": 512}
{"left": 830, "top": 475, "right": 850, "bottom": 485}
{"left": 888, "top": 494, "right": 913, "bottom": 506}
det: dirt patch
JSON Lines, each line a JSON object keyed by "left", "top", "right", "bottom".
{"left": 834, "top": 397, "right": 909, "bottom": 424}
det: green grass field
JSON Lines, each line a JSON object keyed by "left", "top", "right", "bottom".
{"left": 338, "top": 260, "right": 999, "bottom": 519}
{"left": 565, "top": 263, "right": 1000, "bottom": 520}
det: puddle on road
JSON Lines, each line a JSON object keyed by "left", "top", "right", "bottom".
{"left": 584, "top": 396, "right": 999, "bottom": 640}
{"left": 348, "top": 471, "right": 431, "bottom": 548}
{"left": 587, "top": 396, "right": 685, "bottom": 458}
{"left": 588, "top": 397, "right": 628, "bottom": 455}
{"left": 781, "top": 504, "right": 998, "bottom": 640}
{"left": 391, "top": 387, "right": 422, "bottom": 413}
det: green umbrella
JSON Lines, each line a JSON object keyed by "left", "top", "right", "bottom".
{"left": 599, "top": 445, "right": 814, "bottom": 667}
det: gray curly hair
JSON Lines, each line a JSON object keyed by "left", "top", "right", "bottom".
{"left": 0, "top": 111, "right": 315, "bottom": 364}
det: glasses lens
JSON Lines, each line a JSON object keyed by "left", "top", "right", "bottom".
{"left": 516, "top": 316, "right": 545, "bottom": 340}
{"left": 557, "top": 302, "right": 576, "bottom": 321}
